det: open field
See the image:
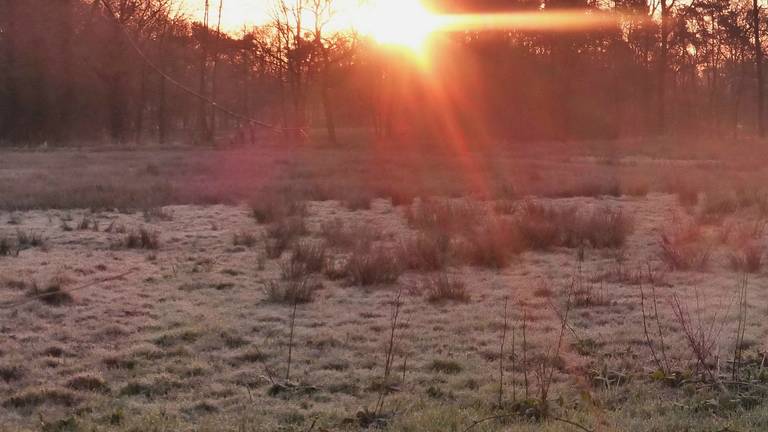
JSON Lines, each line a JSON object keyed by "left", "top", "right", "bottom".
{"left": 3, "top": 142, "right": 768, "bottom": 431}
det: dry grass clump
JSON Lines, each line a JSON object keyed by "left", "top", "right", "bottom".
{"left": 620, "top": 179, "right": 650, "bottom": 197}
{"left": 0, "top": 235, "right": 18, "bottom": 256}
{"left": 66, "top": 373, "right": 108, "bottom": 393}
{"left": 429, "top": 359, "right": 463, "bottom": 374}
{"left": 121, "top": 227, "right": 160, "bottom": 250}
{"left": 279, "top": 259, "right": 309, "bottom": 281}
{"left": 404, "top": 198, "right": 483, "bottom": 235}
{"left": 516, "top": 202, "right": 632, "bottom": 250}
{"left": 460, "top": 218, "right": 520, "bottom": 268}
{"left": 374, "top": 182, "right": 417, "bottom": 207}
{"left": 320, "top": 218, "right": 378, "bottom": 250}
{"left": 399, "top": 231, "right": 450, "bottom": 271}
{"left": 27, "top": 275, "right": 74, "bottom": 306}
{"left": 582, "top": 208, "right": 634, "bottom": 248}
{"left": 118, "top": 375, "right": 182, "bottom": 398}
{"left": 142, "top": 207, "right": 173, "bottom": 222}
{"left": 697, "top": 190, "right": 738, "bottom": 224}
{"left": 667, "top": 178, "right": 699, "bottom": 206}
{"left": 423, "top": 274, "right": 469, "bottom": 303}
{"left": 494, "top": 199, "right": 517, "bottom": 215}
{"left": 265, "top": 216, "right": 307, "bottom": 259}
{"left": 0, "top": 230, "right": 45, "bottom": 256}
{"left": 232, "top": 230, "right": 258, "bottom": 247}
{"left": 250, "top": 191, "right": 306, "bottom": 224}
{"left": 76, "top": 216, "right": 98, "bottom": 231}
{"left": 291, "top": 240, "right": 328, "bottom": 274}
{"left": 344, "top": 246, "right": 402, "bottom": 286}
{"left": 263, "top": 279, "right": 316, "bottom": 304}
{"left": 342, "top": 189, "right": 374, "bottom": 211}
{"left": 729, "top": 242, "right": 764, "bottom": 273}
{"left": 3, "top": 387, "right": 79, "bottom": 409}
{"left": 659, "top": 221, "right": 711, "bottom": 270}
{"left": 15, "top": 229, "right": 45, "bottom": 249}
{"left": 0, "top": 364, "right": 25, "bottom": 382}
{"left": 515, "top": 202, "right": 570, "bottom": 250}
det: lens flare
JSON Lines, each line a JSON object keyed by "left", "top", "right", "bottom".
{"left": 355, "top": 0, "right": 439, "bottom": 54}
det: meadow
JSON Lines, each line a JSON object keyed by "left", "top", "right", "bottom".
{"left": 2, "top": 138, "right": 768, "bottom": 431}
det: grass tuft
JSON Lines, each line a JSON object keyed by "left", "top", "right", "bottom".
{"left": 263, "top": 279, "right": 316, "bottom": 304}
{"left": 28, "top": 275, "right": 74, "bottom": 306}
{"left": 423, "top": 274, "right": 469, "bottom": 303}
{"left": 121, "top": 227, "right": 160, "bottom": 250}
{"left": 344, "top": 246, "right": 402, "bottom": 286}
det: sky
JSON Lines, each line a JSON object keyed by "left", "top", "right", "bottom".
{"left": 183, "top": 0, "right": 367, "bottom": 33}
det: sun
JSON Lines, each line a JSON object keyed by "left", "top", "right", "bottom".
{"left": 354, "top": 0, "right": 440, "bottom": 54}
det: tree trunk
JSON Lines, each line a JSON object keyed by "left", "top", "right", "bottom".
{"left": 159, "top": 74, "right": 167, "bottom": 144}
{"left": 197, "top": 0, "right": 210, "bottom": 144}
{"left": 135, "top": 62, "right": 147, "bottom": 143}
{"left": 56, "top": 0, "right": 74, "bottom": 143}
{"left": 0, "top": 0, "right": 19, "bottom": 140}
{"left": 210, "top": 0, "right": 223, "bottom": 142}
{"left": 658, "top": 0, "right": 668, "bottom": 135}
{"left": 754, "top": 0, "right": 764, "bottom": 137}
{"left": 321, "top": 61, "right": 337, "bottom": 145}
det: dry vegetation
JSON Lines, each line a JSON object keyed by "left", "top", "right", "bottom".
{"left": 2, "top": 144, "right": 768, "bottom": 431}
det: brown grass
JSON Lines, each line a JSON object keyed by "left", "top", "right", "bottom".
{"left": 659, "top": 221, "right": 711, "bottom": 270}
{"left": 291, "top": 240, "right": 328, "bottom": 274}
{"left": 423, "top": 274, "right": 470, "bottom": 303}
{"left": 265, "top": 216, "right": 307, "bottom": 259}
{"left": 263, "top": 279, "right": 316, "bottom": 304}
{"left": 399, "top": 231, "right": 449, "bottom": 271}
{"left": 27, "top": 275, "right": 74, "bottom": 306}
{"left": 344, "top": 246, "right": 402, "bottom": 286}
{"left": 121, "top": 227, "right": 160, "bottom": 250}
{"left": 250, "top": 191, "right": 306, "bottom": 224}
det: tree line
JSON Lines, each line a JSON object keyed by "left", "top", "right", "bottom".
{"left": 0, "top": 0, "right": 766, "bottom": 146}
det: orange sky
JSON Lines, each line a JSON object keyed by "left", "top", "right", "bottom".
{"left": 184, "top": 0, "right": 367, "bottom": 33}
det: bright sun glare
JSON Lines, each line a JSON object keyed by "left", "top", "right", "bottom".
{"left": 354, "top": 0, "right": 439, "bottom": 53}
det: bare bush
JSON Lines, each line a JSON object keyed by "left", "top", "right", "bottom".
{"left": 423, "top": 274, "right": 469, "bottom": 303}
{"left": 669, "top": 291, "right": 728, "bottom": 381}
